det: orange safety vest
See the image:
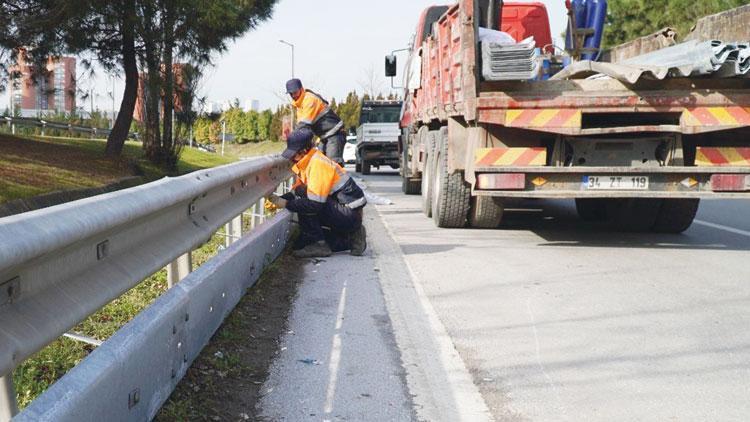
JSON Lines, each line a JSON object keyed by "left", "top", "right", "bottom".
{"left": 292, "top": 88, "right": 329, "bottom": 126}
{"left": 291, "top": 89, "right": 344, "bottom": 139}
{"left": 292, "top": 149, "right": 352, "bottom": 203}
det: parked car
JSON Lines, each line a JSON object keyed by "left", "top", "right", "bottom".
{"left": 343, "top": 134, "right": 357, "bottom": 165}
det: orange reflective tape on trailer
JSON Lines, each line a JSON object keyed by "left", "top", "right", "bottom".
{"left": 682, "top": 107, "right": 750, "bottom": 127}
{"left": 475, "top": 148, "right": 547, "bottom": 166}
{"left": 505, "top": 109, "right": 581, "bottom": 129}
{"left": 695, "top": 147, "right": 750, "bottom": 166}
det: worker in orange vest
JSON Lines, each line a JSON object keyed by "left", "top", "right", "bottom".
{"left": 268, "top": 128, "right": 367, "bottom": 258}
{"left": 286, "top": 78, "right": 346, "bottom": 165}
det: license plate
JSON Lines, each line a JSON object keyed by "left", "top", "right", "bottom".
{"left": 583, "top": 175, "right": 649, "bottom": 190}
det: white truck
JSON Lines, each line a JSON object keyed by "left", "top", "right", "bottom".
{"left": 355, "top": 100, "right": 403, "bottom": 175}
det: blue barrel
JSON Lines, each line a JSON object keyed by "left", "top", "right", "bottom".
{"left": 583, "top": 0, "right": 607, "bottom": 60}
{"left": 565, "top": 0, "right": 589, "bottom": 52}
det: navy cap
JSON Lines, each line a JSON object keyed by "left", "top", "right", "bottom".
{"left": 282, "top": 128, "right": 314, "bottom": 160}
{"left": 285, "top": 78, "right": 303, "bottom": 94}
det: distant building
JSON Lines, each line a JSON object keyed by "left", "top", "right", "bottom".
{"left": 202, "top": 101, "right": 221, "bottom": 114}
{"left": 10, "top": 55, "right": 76, "bottom": 117}
{"left": 243, "top": 99, "right": 260, "bottom": 112}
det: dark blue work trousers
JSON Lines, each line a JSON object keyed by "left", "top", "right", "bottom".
{"left": 297, "top": 197, "right": 363, "bottom": 252}
{"left": 320, "top": 131, "right": 346, "bottom": 166}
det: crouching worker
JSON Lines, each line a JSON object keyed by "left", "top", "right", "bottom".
{"left": 267, "top": 128, "right": 367, "bottom": 258}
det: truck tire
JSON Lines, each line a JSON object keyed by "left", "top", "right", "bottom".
{"left": 431, "top": 128, "right": 470, "bottom": 228}
{"left": 401, "top": 138, "right": 421, "bottom": 195}
{"left": 361, "top": 160, "right": 371, "bottom": 175}
{"left": 402, "top": 176, "right": 421, "bottom": 195}
{"left": 606, "top": 198, "right": 663, "bottom": 232}
{"left": 469, "top": 196, "right": 504, "bottom": 228}
{"left": 421, "top": 151, "right": 434, "bottom": 217}
{"left": 355, "top": 160, "right": 362, "bottom": 173}
{"left": 575, "top": 198, "right": 608, "bottom": 222}
{"left": 651, "top": 199, "right": 700, "bottom": 233}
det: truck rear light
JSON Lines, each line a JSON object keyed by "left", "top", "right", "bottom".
{"left": 710, "top": 174, "right": 750, "bottom": 191}
{"left": 476, "top": 173, "right": 525, "bottom": 190}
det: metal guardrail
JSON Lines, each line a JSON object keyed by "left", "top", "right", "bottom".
{"left": 17, "top": 211, "right": 293, "bottom": 421}
{"left": 0, "top": 155, "right": 292, "bottom": 419}
{"left": 2, "top": 116, "right": 123, "bottom": 138}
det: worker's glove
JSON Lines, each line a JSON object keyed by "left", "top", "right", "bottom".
{"left": 264, "top": 200, "right": 278, "bottom": 211}
{"left": 266, "top": 193, "right": 287, "bottom": 209}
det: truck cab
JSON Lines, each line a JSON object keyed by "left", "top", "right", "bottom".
{"left": 355, "top": 100, "right": 403, "bottom": 175}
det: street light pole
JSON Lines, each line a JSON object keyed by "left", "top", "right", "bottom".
{"left": 279, "top": 40, "right": 295, "bottom": 78}
{"left": 279, "top": 40, "right": 296, "bottom": 131}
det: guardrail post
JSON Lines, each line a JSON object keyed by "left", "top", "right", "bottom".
{"left": 249, "top": 200, "right": 262, "bottom": 230}
{"left": 224, "top": 215, "right": 243, "bottom": 248}
{"left": 166, "top": 252, "right": 192, "bottom": 288}
{"left": 0, "top": 374, "right": 18, "bottom": 421}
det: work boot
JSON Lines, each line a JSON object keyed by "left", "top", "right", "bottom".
{"left": 292, "top": 240, "right": 332, "bottom": 258}
{"left": 349, "top": 225, "right": 367, "bottom": 256}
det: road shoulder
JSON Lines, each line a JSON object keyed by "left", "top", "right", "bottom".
{"left": 367, "top": 204, "right": 494, "bottom": 422}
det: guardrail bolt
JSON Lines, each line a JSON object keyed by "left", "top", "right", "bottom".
{"left": 128, "top": 388, "right": 140, "bottom": 409}
{"left": 1, "top": 277, "right": 20, "bottom": 305}
{"left": 96, "top": 240, "right": 109, "bottom": 260}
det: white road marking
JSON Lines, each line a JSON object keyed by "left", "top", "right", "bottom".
{"left": 323, "top": 281, "right": 348, "bottom": 415}
{"left": 694, "top": 219, "right": 750, "bottom": 238}
{"left": 526, "top": 291, "right": 568, "bottom": 420}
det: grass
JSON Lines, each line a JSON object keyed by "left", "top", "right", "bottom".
{"left": 222, "top": 140, "right": 285, "bottom": 158}
{"left": 0, "top": 133, "right": 237, "bottom": 204}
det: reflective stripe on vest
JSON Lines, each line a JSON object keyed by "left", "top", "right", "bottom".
{"left": 292, "top": 150, "right": 349, "bottom": 204}
{"left": 293, "top": 90, "right": 329, "bottom": 126}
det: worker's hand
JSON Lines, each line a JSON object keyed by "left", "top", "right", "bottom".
{"left": 266, "top": 193, "right": 287, "bottom": 209}
{"left": 264, "top": 200, "right": 278, "bottom": 211}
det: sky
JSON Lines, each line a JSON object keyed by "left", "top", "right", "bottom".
{"left": 1, "top": 0, "right": 568, "bottom": 114}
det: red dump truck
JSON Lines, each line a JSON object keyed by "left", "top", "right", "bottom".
{"left": 389, "top": 0, "right": 750, "bottom": 231}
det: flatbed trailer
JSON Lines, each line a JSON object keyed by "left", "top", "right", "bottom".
{"left": 395, "top": 0, "right": 750, "bottom": 231}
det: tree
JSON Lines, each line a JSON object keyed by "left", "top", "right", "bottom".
{"left": 0, "top": 0, "right": 140, "bottom": 156}
{"left": 604, "top": 0, "right": 750, "bottom": 48}
{"left": 334, "top": 90, "right": 361, "bottom": 133}
{"left": 358, "top": 62, "right": 386, "bottom": 99}
{"left": 258, "top": 109, "right": 273, "bottom": 141}
{"left": 1, "top": 0, "right": 277, "bottom": 167}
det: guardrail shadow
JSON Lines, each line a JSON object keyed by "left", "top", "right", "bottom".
{"left": 498, "top": 199, "right": 750, "bottom": 252}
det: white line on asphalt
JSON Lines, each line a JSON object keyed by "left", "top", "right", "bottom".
{"left": 323, "top": 281, "right": 348, "bottom": 416}
{"left": 694, "top": 219, "right": 750, "bottom": 237}
{"left": 526, "top": 293, "right": 568, "bottom": 419}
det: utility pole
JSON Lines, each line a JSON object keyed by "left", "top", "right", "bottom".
{"left": 221, "top": 118, "right": 226, "bottom": 156}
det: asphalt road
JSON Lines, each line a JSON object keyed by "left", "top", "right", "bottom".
{"left": 260, "top": 166, "right": 750, "bottom": 421}
{"left": 364, "top": 168, "right": 750, "bottom": 422}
